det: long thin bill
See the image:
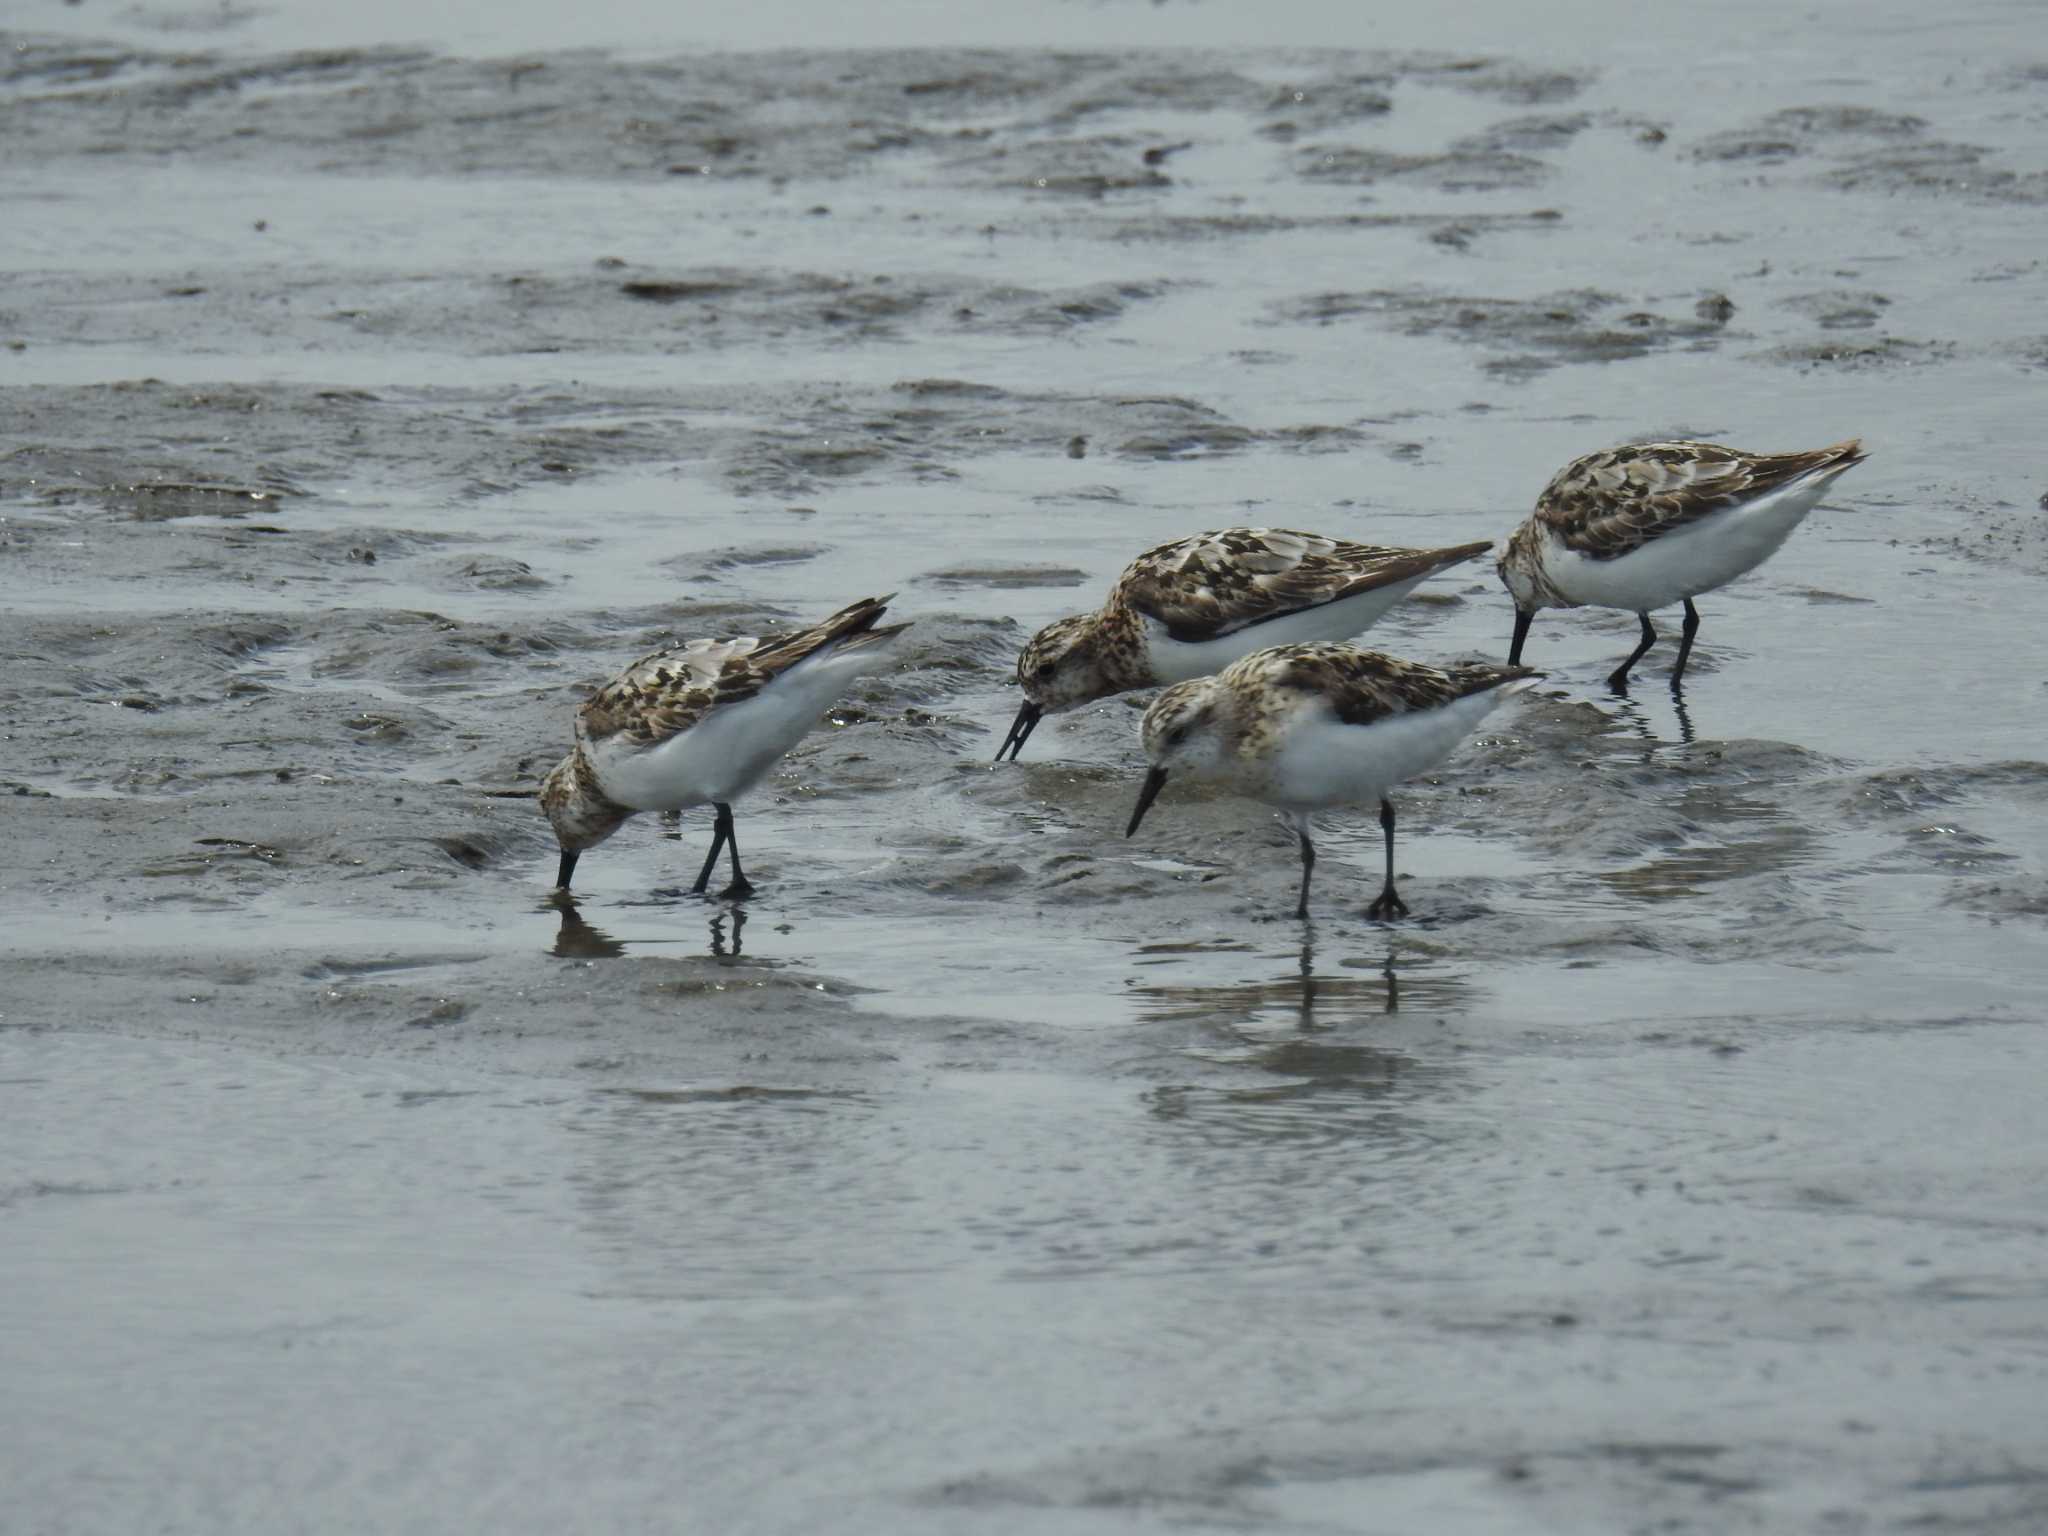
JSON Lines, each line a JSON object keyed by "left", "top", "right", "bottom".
{"left": 1125, "top": 766, "right": 1169, "bottom": 838}
{"left": 995, "top": 700, "right": 1042, "bottom": 762}
{"left": 555, "top": 849, "right": 580, "bottom": 890}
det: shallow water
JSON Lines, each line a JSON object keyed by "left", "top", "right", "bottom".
{"left": 5, "top": 0, "right": 2048, "bottom": 1530}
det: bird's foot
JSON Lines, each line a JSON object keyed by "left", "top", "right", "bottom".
{"left": 1367, "top": 887, "right": 1409, "bottom": 922}
{"left": 717, "top": 877, "right": 757, "bottom": 901}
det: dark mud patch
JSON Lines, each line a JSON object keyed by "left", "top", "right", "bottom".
{"left": 0, "top": 380, "right": 710, "bottom": 511}
{"left": 1916, "top": 490, "right": 2048, "bottom": 577}
{"left": 1295, "top": 143, "right": 1549, "bottom": 192}
{"left": 666, "top": 544, "right": 831, "bottom": 580}
{"left": 1253, "top": 75, "right": 1392, "bottom": 139}
{"left": 1452, "top": 112, "right": 1592, "bottom": 154}
{"left": 943, "top": 134, "right": 1174, "bottom": 198}
{"left": 1688, "top": 104, "right": 1927, "bottom": 163}
{"left": 1690, "top": 103, "right": 2048, "bottom": 204}
{"left": 1748, "top": 335, "right": 1954, "bottom": 372}
{"left": 0, "top": 40, "right": 1578, "bottom": 191}
{"left": 430, "top": 556, "right": 549, "bottom": 592}
{"left": 1412, "top": 57, "right": 1592, "bottom": 106}
{"left": 0, "top": 376, "right": 1275, "bottom": 526}
{"left": 1776, "top": 289, "right": 1892, "bottom": 330}
{"left": 1273, "top": 287, "right": 1727, "bottom": 376}
{"left": 1, "top": 266, "right": 1174, "bottom": 358}
{"left": 920, "top": 565, "right": 1091, "bottom": 590}
{"left": 1097, "top": 207, "right": 1565, "bottom": 249}
{"left": 1822, "top": 140, "right": 2048, "bottom": 204}
{"left": 1947, "top": 877, "right": 2048, "bottom": 922}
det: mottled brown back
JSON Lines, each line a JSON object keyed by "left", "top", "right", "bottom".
{"left": 1535, "top": 439, "right": 1865, "bottom": 560}
{"left": 578, "top": 596, "right": 897, "bottom": 748}
{"left": 1117, "top": 528, "right": 1492, "bottom": 643}
{"left": 1243, "top": 643, "right": 1537, "bottom": 727}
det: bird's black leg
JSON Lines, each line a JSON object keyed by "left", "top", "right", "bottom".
{"left": 1367, "top": 797, "right": 1409, "bottom": 920}
{"left": 1509, "top": 608, "right": 1534, "bottom": 667}
{"left": 690, "top": 809, "right": 731, "bottom": 895}
{"left": 1607, "top": 612, "right": 1658, "bottom": 692}
{"left": 1671, "top": 599, "right": 1701, "bottom": 687}
{"left": 715, "top": 803, "right": 755, "bottom": 900}
{"left": 1294, "top": 825, "right": 1316, "bottom": 921}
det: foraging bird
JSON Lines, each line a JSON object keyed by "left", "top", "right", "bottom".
{"left": 1124, "top": 643, "right": 1538, "bottom": 921}
{"left": 1498, "top": 438, "right": 1867, "bottom": 689}
{"left": 996, "top": 528, "right": 1494, "bottom": 761}
{"left": 541, "top": 596, "right": 908, "bottom": 896}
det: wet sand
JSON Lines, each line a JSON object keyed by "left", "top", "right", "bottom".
{"left": 5, "top": 1, "right": 2048, "bottom": 1530}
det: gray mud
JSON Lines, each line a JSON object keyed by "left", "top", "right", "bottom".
{"left": 6, "top": 1, "right": 2048, "bottom": 1532}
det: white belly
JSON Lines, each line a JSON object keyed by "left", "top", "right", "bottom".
{"left": 1145, "top": 576, "right": 1434, "bottom": 684}
{"left": 1540, "top": 473, "right": 1837, "bottom": 614}
{"left": 1259, "top": 684, "right": 1520, "bottom": 811}
{"left": 588, "top": 645, "right": 881, "bottom": 811}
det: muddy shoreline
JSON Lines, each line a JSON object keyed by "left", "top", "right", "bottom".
{"left": 6, "top": 7, "right": 2048, "bottom": 1532}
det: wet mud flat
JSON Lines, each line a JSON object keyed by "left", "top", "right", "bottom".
{"left": 6, "top": 6, "right": 2048, "bottom": 1533}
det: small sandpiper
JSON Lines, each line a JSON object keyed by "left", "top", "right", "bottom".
{"left": 1124, "top": 642, "right": 1538, "bottom": 921}
{"left": 1498, "top": 438, "right": 1867, "bottom": 689}
{"left": 542, "top": 596, "right": 908, "bottom": 896}
{"left": 996, "top": 527, "right": 1493, "bottom": 761}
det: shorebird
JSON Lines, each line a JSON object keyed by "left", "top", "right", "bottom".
{"left": 1124, "top": 643, "right": 1538, "bottom": 921}
{"left": 541, "top": 596, "right": 908, "bottom": 896}
{"left": 1498, "top": 438, "right": 1867, "bottom": 689}
{"left": 995, "top": 528, "right": 1493, "bottom": 761}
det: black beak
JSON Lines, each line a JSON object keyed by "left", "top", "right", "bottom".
{"left": 995, "top": 700, "right": 1042, "bottom": 762}
{"left": 1509, "top": 609, "right": 1533, "bottom": 667}
{"left": 554, "top": 849, "right": 579, "bottom": 890}
{"left": 1125, "top": 766, "right": 1169, "bottom": 838}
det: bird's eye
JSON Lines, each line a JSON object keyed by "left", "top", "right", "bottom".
{"left": 1167, "top": 725, "right": 1189, "bottom": 746}
{"left": 1033, "top": 662, "right": 1056, "bottom": 682}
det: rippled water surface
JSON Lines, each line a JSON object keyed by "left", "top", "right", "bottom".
{"left": 5, "top": 0, "right": 2048, "bottom": 1529}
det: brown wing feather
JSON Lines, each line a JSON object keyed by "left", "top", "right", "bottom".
{"left": 577, "top": 636, "right": 751, "bottom": 746}
{"left": 577, "top": 595, "right": 896, "bottom": 748}
{"left": 1536, "top": 439, "right": 1865, "bottom": 560}
{"left": 1251, "top": 644, "right": 1536, "bottom": 726}
{"left": 1117, "top": 528, "right": 1493, "bottom": 643}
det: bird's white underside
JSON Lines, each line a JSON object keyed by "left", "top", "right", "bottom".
{"left": 1536, "top": 466, "right": 1852, "bottom": 613}
{"left": 1260, "top": 679, "right": 1532, "bottom": 813}
{"left": 1141, "top": 573, "right": 1435, "bottom": 682}
{"left": 587, "top": 640, "right": 889, "bottom": 811}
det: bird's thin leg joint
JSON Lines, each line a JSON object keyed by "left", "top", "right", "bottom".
{"left": 690, "top": 807, "right": 731, "bottom": 895}
{"left": 714, "top": 803, "right": 755, "bottom": 900}
{"left": 1367, "top": 797, "right": 1409, "bottom": 921}
{"left": 1671, "top": 598, "right": 1702, "bottom": 687}
{"left": 1294, "top": 826, "right": 1316, "bottom": 921}
{"left": 1608, "top": 612, "right": 1658, "bottom": 692}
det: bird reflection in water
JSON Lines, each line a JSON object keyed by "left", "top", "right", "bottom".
{"left": 709, "top": 908, "right": 746, "bottom": 958}
{"left": 1136, "top": 937, "right": 1478, "bottom": 1148}
{"left": 1131, "top": 931, "right": 1438, "bottom": 1034}
{"left": 1289, "top": 932, "right": 1399, "bottom": 1029}
{"left": 1609, "top": 679, "right": 1697, "bottom": 747}
{"left": 550, "top": 897, "right": 628, "bottom": 959}
{"left": 545, "top": 896, "right": 749, "bottom": 960}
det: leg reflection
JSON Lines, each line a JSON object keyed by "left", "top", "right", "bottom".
{"left": 1296, "top": 932, "right": 1317, "bottom": 1030}
{"left": 709, "top": 907, "right": 747, "bottom": 958}
{"left": 1669, "top": 682, "right": 1697, "bottom": 745}
{"left": 550, "top": 897, "right": 626, "bottom": 959}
